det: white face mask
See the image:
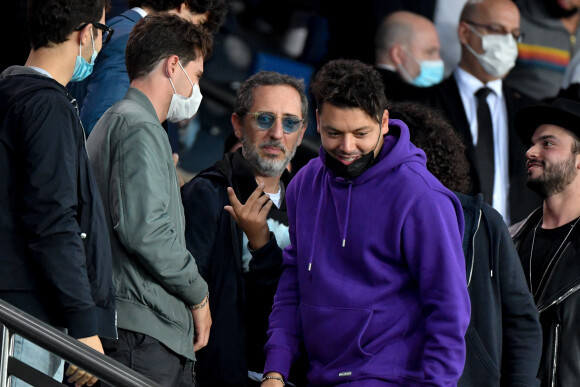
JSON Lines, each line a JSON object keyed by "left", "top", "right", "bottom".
{"left": 464, "top": 24, "right": 518, "bottom": 78}
{"left": 166, "top": 61, "right": 203, "bottom": 123}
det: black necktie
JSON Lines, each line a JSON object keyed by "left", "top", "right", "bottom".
{"left": 474, "top": 87, "right": 494, "bottom": 204}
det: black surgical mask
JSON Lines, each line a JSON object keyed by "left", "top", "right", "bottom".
{"left": 324, "top": 149, "right": 377, "bottom": 180}
{"left": 323, "top": 125, "right": 382, "bottom": 180}
{"left": 543, "top": 0, "right": 579, "bottom": 18}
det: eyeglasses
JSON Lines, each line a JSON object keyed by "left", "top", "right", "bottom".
{"left": 247, "top": 112, "right": 305, "bottom": 133}
{"left": 75, "top": 22, "right": 115, "bottom": 44}
{"left": 465, "top": 20, "right": 524, "bottom": 43}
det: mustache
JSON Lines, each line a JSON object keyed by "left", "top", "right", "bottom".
{"left": 526, "top": 158, "right": 545, "bottom": 168}
{"left": 259, "top": 140, "right": 286, "bottom": 153}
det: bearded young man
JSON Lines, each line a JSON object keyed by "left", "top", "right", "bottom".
{"left": 181, "top": 71, "right": 308, "bottom": 387}
{"left": 510, "top": 98, "right": 580, "bottom": 386}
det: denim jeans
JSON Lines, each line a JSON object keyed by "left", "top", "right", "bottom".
{"left": 11, "top": 334, "right": 64, "bottom": 387}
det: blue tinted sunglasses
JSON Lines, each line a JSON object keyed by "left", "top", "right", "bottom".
{"left": 248, "top": 112, "right": 304, "bottom": 133}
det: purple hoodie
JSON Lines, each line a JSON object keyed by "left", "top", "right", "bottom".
{"left": 264, "top": 120, "right": 470, "bottom": 386}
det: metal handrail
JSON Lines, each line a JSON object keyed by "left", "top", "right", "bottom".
{"left": 0, "top": 299, "right": 159, "bottom": 387}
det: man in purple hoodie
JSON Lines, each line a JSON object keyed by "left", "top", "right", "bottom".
{"left": 261, "top": 59, "right": 471, "bottom": 387}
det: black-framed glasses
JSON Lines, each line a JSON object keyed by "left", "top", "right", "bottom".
{"left": 465, "top": 20, "right": 523, "bottom": 43}
{"left": 75, "top": 22, "right": 114, "bottom": 44}
{"left": 247, "top": 112, "right": 305, "bottom": 133}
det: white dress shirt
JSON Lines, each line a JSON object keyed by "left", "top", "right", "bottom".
{"left": 454, "top": 67, "right": 510, "bottom": 224}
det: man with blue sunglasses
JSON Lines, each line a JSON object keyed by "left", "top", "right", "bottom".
{"left": 181, "top": 71, "right": 308, "bottom": 387}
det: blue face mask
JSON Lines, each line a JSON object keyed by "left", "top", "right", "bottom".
{"left": 411, "top": 59, "right": 444, "bottom": 87}
{"left": 70, "top": 30, "right": 97, "bottom": 83}
{"left": 398, "top": 47, "right": 445, "bottom": 88}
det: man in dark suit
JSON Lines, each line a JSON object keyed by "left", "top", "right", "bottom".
{"left": 423, "top": 0, "right": 542, "bottom": 225}
{"left": 374, "top": 10, "right": 444, "bottom": 102}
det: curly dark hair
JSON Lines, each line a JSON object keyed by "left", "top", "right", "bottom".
{"left": 126, "top": 13, "right": 213, "bottom": 81}
{"left": 27, "top": 0, "right": 107, "bottom": 49}
{"left": 389, "top": 101, "right": 472, "bottom": 193}
{"left": 310, "top": 59, "right": 387, "bottom": 124}
{"left": 128, "top": 0, "right": 227, "bottom": 33}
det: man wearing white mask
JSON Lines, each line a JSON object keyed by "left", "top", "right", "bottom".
{"left": 374, "top": 10, "right": 445, "bottom": 102}
{"left": 423, "top": 0, "right": 542, "bottom": 226}
{"left": 86, "top": 14, "right": 212, "bottom": 386}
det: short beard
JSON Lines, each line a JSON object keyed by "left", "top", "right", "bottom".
{"left": 241, "top": 133, "right": 297, "bottom": 177}
{"left": 527, "top": 153, "right": 578, "bottom": 198}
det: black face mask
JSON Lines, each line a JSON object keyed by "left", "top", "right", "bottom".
{"left": 543, "top": 0, "right": 579, "bottom": 18}
{"left": 323, "top": 149, "right": 377, "bottom": 180}
{"left": 323, "top": 125, "right": 383, "bottom": 180}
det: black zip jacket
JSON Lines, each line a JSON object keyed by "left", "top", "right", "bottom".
{"left": 0, "top": 66, "right": 116, "bottom": 339}
{"left": 182, "top": 149, "right": 306, "bottom": 386}
{"left": 457, "top": 193, "right": 541, "bottom": 387}
{"left": 511, "top": 208, "right": 580, "bottom": 387}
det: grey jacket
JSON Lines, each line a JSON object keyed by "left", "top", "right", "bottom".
{"left": 87, "top": 87, "right": 208, "bottom": 360}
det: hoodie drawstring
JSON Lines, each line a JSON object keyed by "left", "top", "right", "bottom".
{"left": 342, "top": 182, "right": 353, "bottom": 248}
{"left": 482, "top": 212, "right": 494, "bottom": 278}
{"left": 308, "top": 174, "right": 326, "bottom": 271}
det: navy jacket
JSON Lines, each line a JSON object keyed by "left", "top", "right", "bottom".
{"left": 68, "top": 8, "right": 143, "bottom": 134}
{"left": 457, "top": 192, "right": 541, "bottom": 386}
{"left": 181, "top": 149, "right": 306, "bottom": 386}
{"left": 0, "top": 67, "right": 116, "bottom": 339}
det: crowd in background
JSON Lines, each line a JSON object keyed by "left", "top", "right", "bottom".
{"left": 4, "top": 0, "right": 580, "bottom": 386}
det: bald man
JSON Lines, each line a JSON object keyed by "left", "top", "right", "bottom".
{"left": 423, "top": 0, "right": 542, "bottom": 226}
{"left": 374, "top": 11, "right": 444, "bottom": 101}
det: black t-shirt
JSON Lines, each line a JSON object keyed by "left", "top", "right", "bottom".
{"left": 520, "top": 217, "right": 580, "bottom": 301}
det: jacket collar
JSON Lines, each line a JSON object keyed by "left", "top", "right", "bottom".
{"left": 124, "top": 87, "right": 159, "bottom": 124}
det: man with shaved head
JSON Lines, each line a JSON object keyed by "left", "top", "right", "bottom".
{"left": 424, "top": 0, "right": 541, "bottom": 226}
{"left": 374, "top": 10, "right": 444, "bottom": 101}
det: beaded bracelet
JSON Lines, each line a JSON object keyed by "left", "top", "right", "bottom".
{"left": 261, "top": 375, "right": 285, "bottom": 386}
{"left": 191, "top": 292, "right": 209, "bottom": 310}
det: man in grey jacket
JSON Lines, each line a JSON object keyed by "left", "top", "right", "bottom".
{"left": 86, "top": 14, "right": 212, "bottom": 386}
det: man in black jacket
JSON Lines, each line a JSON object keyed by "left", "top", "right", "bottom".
{"left": 181, "top": 71, "right": 308, "bottom": 387}
{"left": 0, "top": 0, "right": 115, "bottom": 386}
{"left": 511, "top": 98, "right": 580, "bottom": 386}
{"left": 391, "top": 101, "right": 542, "bottom": 387}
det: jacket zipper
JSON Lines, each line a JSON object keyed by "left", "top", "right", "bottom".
{"left": 551, "top": 323, "right": 560, "bottom": 387}
{"left": 538, "top": 246, "right": 580, "bottom": 313}
{"left": 539, "top": 282, "right": 580, "bottom": 314}
{"left": 467, "top": 210, "right": 482, "bottom": 287}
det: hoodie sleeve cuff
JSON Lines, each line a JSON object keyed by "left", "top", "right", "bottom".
{"left": 263, "top": 347, "right": 292, "bottom": 381}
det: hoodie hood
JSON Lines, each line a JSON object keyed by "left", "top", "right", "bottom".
{"left": 308, "top": 119, "right": 433, "bottom": 269}
{"left": 455, "top": 191, "right": 498, "bottom": 285}
{"left": 0, "top": 66, "right": 72, "bottom": 107}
